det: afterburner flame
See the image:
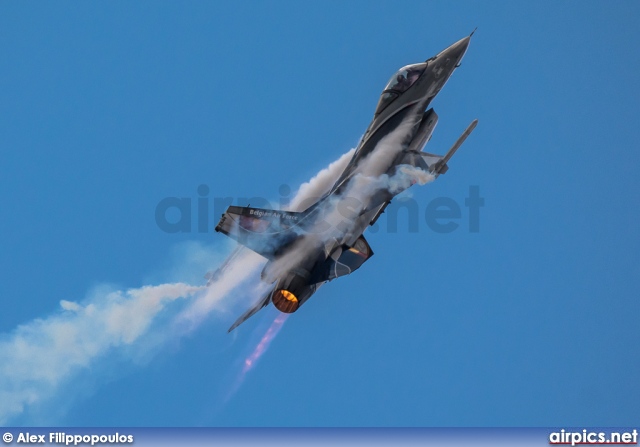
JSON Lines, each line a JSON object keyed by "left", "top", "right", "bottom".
{"left": 242, "top": 313, "right": 288, "bottom": 374}
{"left": 272, "top": 289, "right": 300, "bottom": 313}
{"left": 281, "top": 290, "right": 298, "bottom": 303}
{"left": 225, "top": 313, "right": 288, "bottom": 403}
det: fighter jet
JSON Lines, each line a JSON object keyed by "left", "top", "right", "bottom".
{"left": 213, "top": 33, "right": 478, "bottom": 332}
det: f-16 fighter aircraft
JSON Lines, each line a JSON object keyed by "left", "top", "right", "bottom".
{"left": 214, "top": 33, "right": 478, "bottom": 332}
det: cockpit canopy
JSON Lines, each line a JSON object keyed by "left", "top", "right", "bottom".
{"left": 375, "top": 62, "right": 427, "bottom": 115}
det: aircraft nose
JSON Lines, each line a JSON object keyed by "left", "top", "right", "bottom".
{"left": 444, "top": 36, "right": 470, "bottom": 61}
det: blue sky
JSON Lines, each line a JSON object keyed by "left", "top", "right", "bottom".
{"left": 1, "top": 1, "right": 639, "bottom": 426}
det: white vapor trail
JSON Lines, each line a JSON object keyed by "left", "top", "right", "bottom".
{"left": 287, "top": 148, "right": 355, "bottom": 212}
{"left": 0, "top": 146, "right": 358, "bottom": 424}
{"left": 0, "top": 109, "right": 431, "bottom": 423}
{"left": 0, "top": 283, "right": 203, "bottom": 424}
{"left": 265, "top": 111, "right": 431, "bottom": 280}
{"left": 175, "top": 146, "right": 358, "bottom": 329}
{"left": 175, "top": 249, "right": 266, "bottom": 330}
{"left": 202, "top": 110, "right": 433, "bottom": 403}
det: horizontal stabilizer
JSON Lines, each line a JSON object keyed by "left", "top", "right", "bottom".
{"left": 215, "top": 206, "right": 307, "bottom": 259}
{"left": 228, "top": 288, "right": 273, "bottom": 332}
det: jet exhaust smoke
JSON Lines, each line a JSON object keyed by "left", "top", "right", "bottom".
{"left": 212, "top": 149, "right": 363, "bottom": 402}
{"left": 264, "top": 111, "right": 427, "bottom": 280}
{"left": 0, "top": 146, "right": 358, "bottom": 424}
{"left": 175, "top": 145, "right": 360, "bottom": 330}
{"left": 287, "top": 148, "right": 356, "bottom": 212}
{"left": 0, "top": 283, "right": 203, "bottom": 424}
{"left": 0, "top": 106, "right": 435, "bottom": 423}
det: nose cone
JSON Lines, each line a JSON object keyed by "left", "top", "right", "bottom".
{"left": 439, "top": 36, "right": 470, "bottom": 63}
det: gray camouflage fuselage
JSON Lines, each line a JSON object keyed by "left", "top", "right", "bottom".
{"left": 213, "top": 34, "right": 476, "bottom": 331}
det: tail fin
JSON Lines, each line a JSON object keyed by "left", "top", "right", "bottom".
{"left": 215, "top": 206, "right": 306, "bottom": 259}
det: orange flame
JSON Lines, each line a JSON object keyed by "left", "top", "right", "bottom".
{"left": 224, "top": 313, "right": 289, "bottom": 403}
